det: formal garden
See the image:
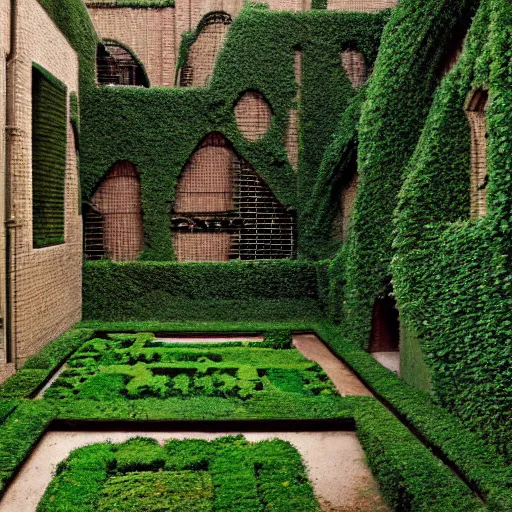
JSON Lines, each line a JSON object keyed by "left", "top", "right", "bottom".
{"left": 0, "top": 0, "right": 510, "bottom": 510}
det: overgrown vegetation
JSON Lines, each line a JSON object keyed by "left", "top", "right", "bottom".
{"left": 390, "top": 0, "right": 512, "bottom": 459}
{"left": 44, "top": 331, "right": 336, "bottom": 402}
{"left": 38, "top": 436, "right": 320, "bottom": 512}
{"left": 27, "top": 0, "right": 512, "bottom": 509}
{"left": 80, "top": 8, "right": 388, "bottom": 259}
{"left": 0, "top": 324, "right": 510, "bottom": 510}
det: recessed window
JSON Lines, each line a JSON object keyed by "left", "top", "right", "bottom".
{"left": 465, "top": 89, "right": 488, "bottom": 219}
{"left": 97, "top": 41, "right": 149, "bottom": 87}
{"left": 32, "top": 65, "right": 67, "bottom": 248}
{"left": 235, "top": 91, "right": 272, "bottom": 142}
{"left": 333, "top": 155, "right": 359, "bottom": 243}
{"left": 341, "top": 49, "right": 368, "bottom": 88}
{"left": 179, "top": 12, "right": 232, "bottom": 87}
{"left": 172, "top": 133, "right": 296, "bottom": 261}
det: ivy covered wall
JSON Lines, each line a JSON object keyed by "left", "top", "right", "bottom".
{"left": 79, "top": 7, "right": 388, "bottom": 260}
{"left": 318, "top": 0, "right": 512, "bottom": 460}
{"left": 392, "top": 0, "right": 512, "bottom": 460}
{"left": 37, "top": 0, "right": 512, "bottom": 461}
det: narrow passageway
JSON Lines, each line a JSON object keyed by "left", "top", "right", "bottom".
{"left": 369, "top": 296, "right": 401, "bottom": 376}
{"left": 293, "top": 334, "right": 373, "bottom": 397}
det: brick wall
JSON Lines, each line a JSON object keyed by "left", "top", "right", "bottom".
{"left": 88, "top": 7, "right": 176, "bottom": 87}
{"left": 5, "top": 0, "right": 82, "bottom": 365}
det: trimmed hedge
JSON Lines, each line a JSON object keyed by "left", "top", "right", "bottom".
{"left": 0, "top": 400, "right": 18, "bottom": 425}
{"left": 0, "top": 396, "right": 487, "bottom": 512}
{"left": 355, "top": 400, "right": 485, "bottom": 512}
{"left": 43, "top": 332, "right": 336, "bottom": 401}
{"left": 38, "top": 437, "right": 320, "bottom": 512}
{"left": 82, "top": 260, "right": 328, "bottom": 321}
{"left": 314, "top": 321, "right": 512, "bottom": 511}
{"left": 71, "top": 320, "right": 512, "bottom": 510}
{"left": 0, "top": 323, "right": 508, "bottom": 509}
{"left": 0, "top": 329, "right": 94, "bottom": 399}
{"left": 0, "top": 401, "right": 55, "bottom": 496}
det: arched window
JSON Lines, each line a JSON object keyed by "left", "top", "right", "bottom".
{"left": 172, "top": 133, "right": 296, "bottom": 261}
{"left": 84, "top": 161, "right": 144, "bottom": 261}
{"left": 235, "top": 91, "right": 272, "bottom": 142}
{"left": 97, "top": 41, "right": 149, "bottom": 87}
{"left": 341, "top": 49, "right": 368, "bottom": 88}
{"left": 465, "top": 89, "right": 488, "bottom": 219}
{"left": 179, "top": 12, "right": 232, "bottom": 87}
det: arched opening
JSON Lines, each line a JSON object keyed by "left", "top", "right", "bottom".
{"left": 465, "top": 89, "right": 488, "bottom": 219}
{"left": 96, "top": 41, "right": 149, "bottom": 87}
{"left": 84, "top": 161, "right": 144, "bottom": 261}
{"left": 369, "top": 289, "right": 400, "bottom": 375}
{"left": 235, "top": 91, "right": 272, "bottom": 142}
{"left": 341, "top": 49, "right": 368, "bottom": 89}
{"left": 179, "top": 12, "right": 232, "bottom": 87}
{"left": 171, "top": 133, "right": 296, "bottom": 261}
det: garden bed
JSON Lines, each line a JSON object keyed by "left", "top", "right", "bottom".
{"left": 1, "top": 430, "right": 388, "bottom": 512}
{"left": 0, "top": 326, "right": 503, "bottom": 511}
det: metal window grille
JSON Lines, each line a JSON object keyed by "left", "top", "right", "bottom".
{"left": 171, "top": 133, "right": 296, "bottom": 261}
{"left": 97, "top": 42, "right": 148, "bottom": 87}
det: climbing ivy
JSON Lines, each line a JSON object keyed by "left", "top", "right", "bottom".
{"left": 392, "top": 0, "right": 512, "bottom": 460}
{"left": 80, "top": 7, "right": 388, "bottom": 259}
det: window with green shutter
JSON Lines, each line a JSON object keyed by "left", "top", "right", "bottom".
{"left": 32, "top": 64, "right": 67, "bottom": 248}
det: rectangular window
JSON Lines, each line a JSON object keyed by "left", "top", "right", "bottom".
{"left": 32, "top": 64, "right": 67, "bottom": 248}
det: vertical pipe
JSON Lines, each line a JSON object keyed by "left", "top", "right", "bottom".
{"left": 4, "top": 0, "right": 18, "bottom": 364}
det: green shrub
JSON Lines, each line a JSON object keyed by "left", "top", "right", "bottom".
{"left": 0, "top": 329, "right": 95, "bottom": 399}
{"left": 38, "top": 437, "right": 320, "bottom": 512}
{"left": 82, "top": 260, "right": 328, "bottom": 321}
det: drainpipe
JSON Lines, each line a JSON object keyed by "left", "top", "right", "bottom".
{"left": 4, "top": 0, "right": 18, "bottom": 364}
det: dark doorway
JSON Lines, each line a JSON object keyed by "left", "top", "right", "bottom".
{"left": 369, "top": 295, "right": 400, "bottom": 353}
